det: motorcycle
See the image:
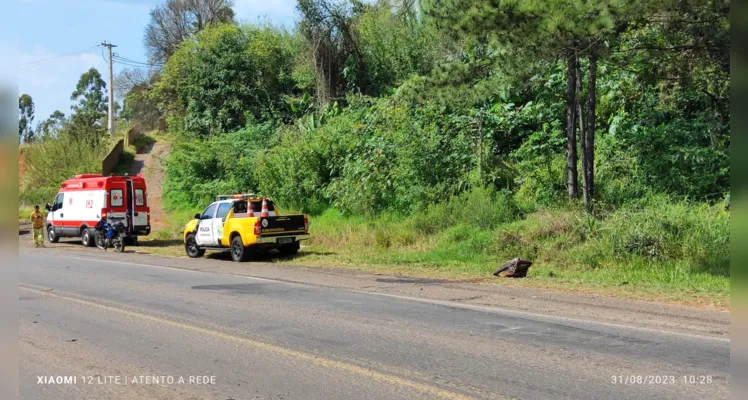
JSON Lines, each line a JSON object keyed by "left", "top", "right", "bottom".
{"left": 94, "top": 218, "right": 128, "bottom": 252}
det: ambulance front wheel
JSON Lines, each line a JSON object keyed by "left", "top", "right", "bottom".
{"left": 47, "top": 226, "right": 60, "bottom": 243}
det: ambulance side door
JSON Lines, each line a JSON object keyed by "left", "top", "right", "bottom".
{"left": 196, "top": 203, "right": 218, "bottom": 246}
{"left": 49, "top": 192, "right": 65, "bottom": 236}
{"left": 133, "top": 187, "right": 148, "bottom": 228}
{"left": 108, "top": 182, "right": 128, "bottom": 224}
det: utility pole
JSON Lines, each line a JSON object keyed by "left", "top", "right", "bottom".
{"left": 101, "top": 41, "right": 117, "bottom": 136}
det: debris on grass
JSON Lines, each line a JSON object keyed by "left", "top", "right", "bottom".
{"left": 494, "top": 257, "right": 533, "bottom": 278}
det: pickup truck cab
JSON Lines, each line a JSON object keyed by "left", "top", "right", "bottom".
{"left": 183, "top": 194, "right": 309, "bottom": 262}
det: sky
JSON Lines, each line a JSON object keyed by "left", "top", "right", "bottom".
{"left": 19, "top": 0, "right": 299, "bottom": 127}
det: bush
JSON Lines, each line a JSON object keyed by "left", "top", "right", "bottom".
{"left": 164, "top": 124, "right": 274, "bottom": 207}
{"left": 606, "top": 195, "right": 729, "bottom": 276}
{"left": 155, "top": 23, "right": 296, "bottom": 137}
{"left": 413, "top": 187, "right": 520, "bottom": 235}
{"left": 131, "top": 134, "right": 156, "bottom": 152}
{"left": 20, "top": 134, "right": 110, "bottom": 206}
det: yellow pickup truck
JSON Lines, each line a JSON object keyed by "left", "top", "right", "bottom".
{"left": 183, "top": 194, "right": 310, "bottom": 262}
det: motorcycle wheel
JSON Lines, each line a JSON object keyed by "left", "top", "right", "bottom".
{"left": 113, "top": 238, "right": 125, "bottom": 253}
{"left": 95, "top": 232, "right": 106, "bottom": 250}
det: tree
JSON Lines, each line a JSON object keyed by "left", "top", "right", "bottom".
{"left": 354, "top": 0, "right": 442, "bottom": 94}
{"left": 154, "top": 23, "right": 296, "bottom": 136}
{"left": 297, "top": 0, "right": 370, "bottom": 106}
{"left": 121, "top": 83, "right": 161, "bottom": 129}
{"left": 565, "top": 55, "right": 578, "bottom": 199}
{"left": 19, "top": 94, "right": 35, "bottom": 143}
{"left": 144, "top": 0, "right": 236, "bottom": 63}
{"left": 35, "top": 110, "right": 66, "bottom": 140}
{"left": 69, "top": 68, "right": 108, "bottom": 140}
{"left": 597, "top": 0, "right": 730, "bottom": 201}
{"left": 115, "top": 68, "right": 162, "bottom": 128}
{"left": 425, "top": 0, "right": 648, "bottom": 211}
{"left": 114, "top": 67, "right": 153, "bottom": 97}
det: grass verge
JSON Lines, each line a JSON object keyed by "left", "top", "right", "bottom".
{"left": 19, "top": 205, "right": 34, "bottom": 223}
{"left": 130, "top": 191, "right": 730, "bottom": 309}
{"left": 293, "top": 199, "right": 729, "bottom": 308}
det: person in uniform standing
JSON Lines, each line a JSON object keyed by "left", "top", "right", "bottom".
{"left": 30, "top": 205, "right": 45, "bottom": 247}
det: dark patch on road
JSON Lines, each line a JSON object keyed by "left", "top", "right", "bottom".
{"left": 447, "top": 296, "right": 483, "bottom": 302}
{"left": 192, "top": 283, "right": 267, "bottom": 292}
{"left": 190, "top": 282, "right": 332, "bottom": 299}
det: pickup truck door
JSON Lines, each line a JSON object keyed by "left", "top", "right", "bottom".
{"left": 196, "top": 203, "right": 217, "bottom": 246}
{"left": 213, "top": 202, "right": 232, "bottom": 246}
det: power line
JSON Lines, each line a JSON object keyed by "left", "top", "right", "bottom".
{"left": 21, "top": 45, "right": 102, "bottom": 68}
{"left": 112, "top": 54, "right": 163, "bottom": 68}
{"left": 113, "top": 59, "right": 161, "bottom": 69}
{"left": 114, "top": 60, "right": 162, "bottom": 70}
{"left": 113, "top": 55, "right": 162, "bottom": 65}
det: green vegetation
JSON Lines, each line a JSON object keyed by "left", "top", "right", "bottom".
{"left": 19, "top": 205, "right": 34, "bottom": 223}
{"left": 20, "top": 61, "right": 120, "bottom": 206}
{"left": 146, "top": 0, "right": 729, "bottom": 302}
{"left": 20, "top": 0, "right": 730, "bottom": 304}
{"left": 131, "top": 133, "right": 156, "bottom": 152}
{"left": 300, "top": 190, "right": 729, "bottom": 305}
{"left": 113, "top": 150, "right": 136, "bottom": 176}
{"left": 20, "top": 135, "right": 111, "bottom": 206}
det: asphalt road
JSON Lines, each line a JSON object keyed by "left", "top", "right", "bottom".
{"left": 19, "top": 249, "right": 729, "bottom": 399}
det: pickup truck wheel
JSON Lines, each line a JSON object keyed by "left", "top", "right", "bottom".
{"left": 230, "top": 236, "right": 249, "bottom": 262}
{"left": 185, "top": 234, "right": 205, "bottom": 258}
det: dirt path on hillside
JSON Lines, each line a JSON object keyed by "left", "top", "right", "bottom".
{"left": 129, "top": 137, "right": 170, "bottom": 233}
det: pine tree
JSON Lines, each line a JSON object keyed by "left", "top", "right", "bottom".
{"left": 424, "top": 0, "right": 651, "bottom": 210}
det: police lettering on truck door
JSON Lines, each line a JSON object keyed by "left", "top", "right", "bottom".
{"left": 196, "top": 203, "right": 217, "bottom": 246}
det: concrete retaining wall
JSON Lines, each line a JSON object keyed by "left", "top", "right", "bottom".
{"left": 101, "top": 139, "right": 124, "bottom": 176}
{"left": 125, "top": 127, "right": 140, "bottom": 148}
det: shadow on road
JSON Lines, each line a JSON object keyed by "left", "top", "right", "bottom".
{"left": 138, "top": 239, "right": 184, "bottom": 248}
{"left": 135, "top": 136, "right": 157, "bottom": 154}
{"left": 128, "top": 159, "right": 146, "bottom": 175}
{"left": 204, "top": 248, "right": 324, "bottom": 263}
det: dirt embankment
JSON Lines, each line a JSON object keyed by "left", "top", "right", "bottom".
{"left": 128, "top": 138, "right": 170, "bottom": 233}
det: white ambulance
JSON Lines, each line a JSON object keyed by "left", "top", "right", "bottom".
{"left": 45, "top": 174, "right": 151, "bottom": 246}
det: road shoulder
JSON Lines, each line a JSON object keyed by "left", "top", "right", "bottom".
{"left": 21, "top": 246, "right": 730, "bottom": 340}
